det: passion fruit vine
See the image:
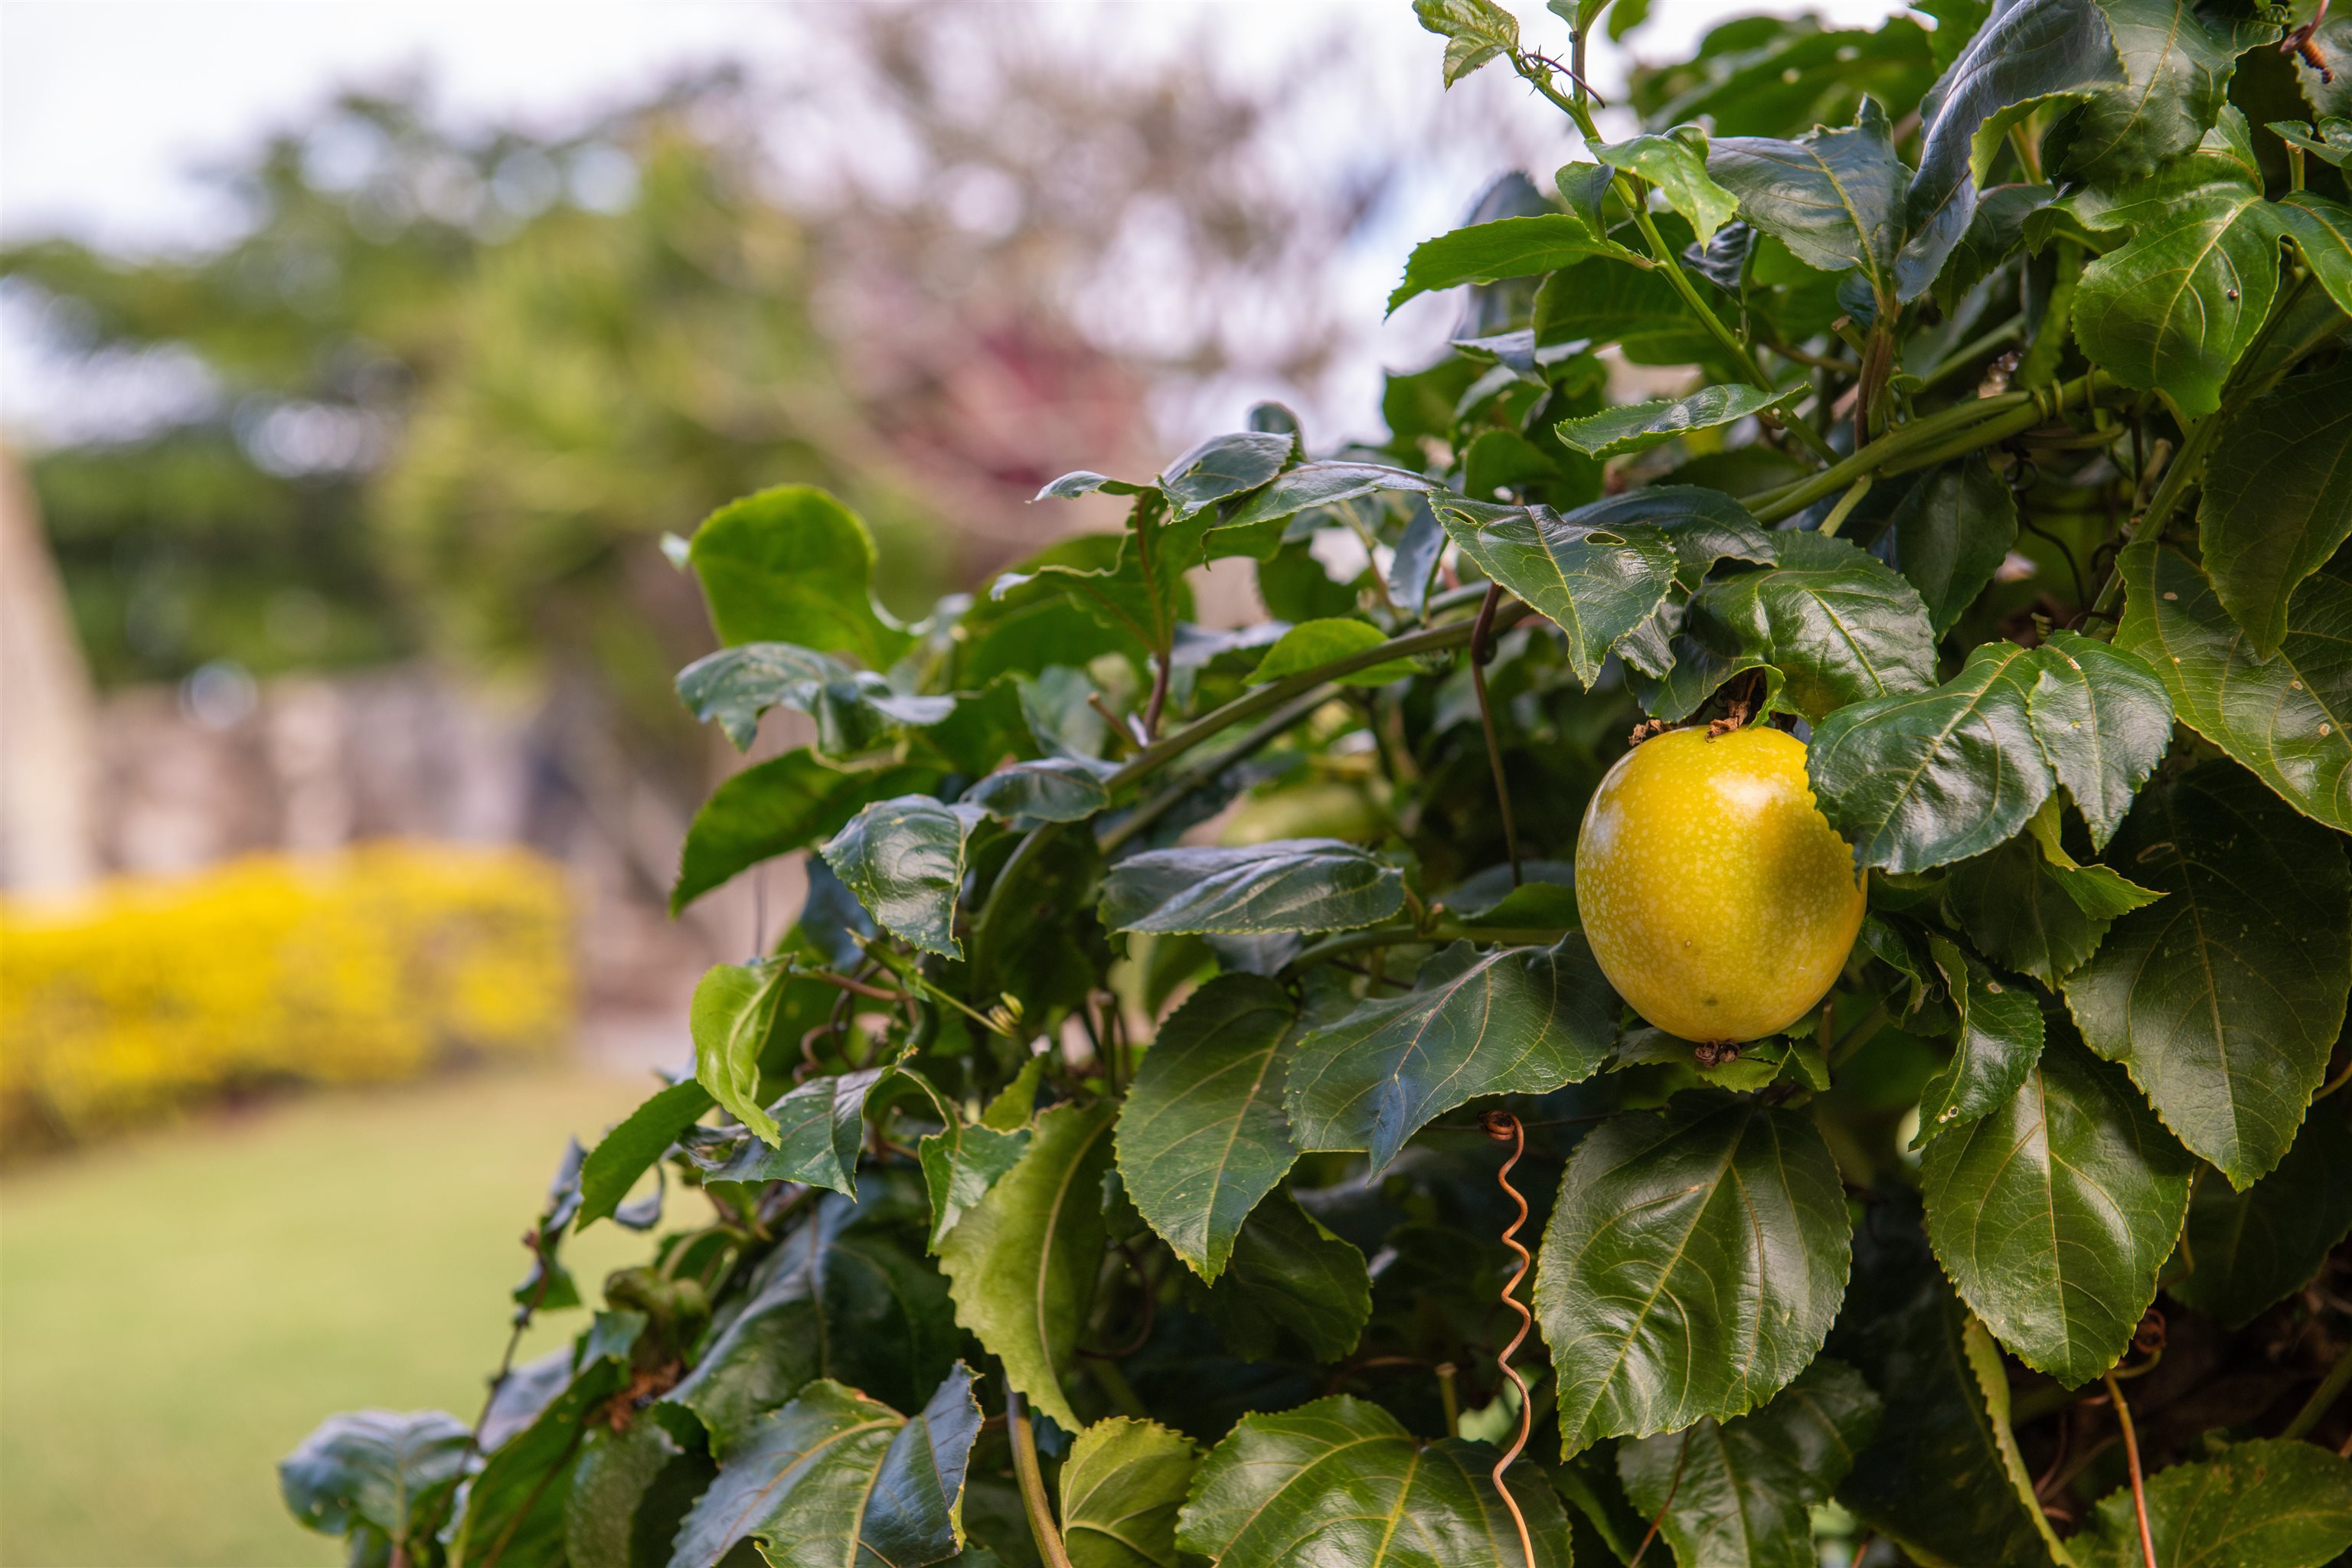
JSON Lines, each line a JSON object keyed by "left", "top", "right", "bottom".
{"left": 1575, "top": 724, "right": 1865, "bottom": 1044}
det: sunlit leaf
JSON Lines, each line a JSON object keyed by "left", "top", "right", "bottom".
{"left": 2071, "top": 1439, "right": 2352, "bottom": 1568}
{"left": 820, "top": 796, "right": 985, "bottom": 959}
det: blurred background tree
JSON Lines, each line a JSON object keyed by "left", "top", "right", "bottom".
{"left": 5, "top": 3, "right": 1541, "bottom": 798}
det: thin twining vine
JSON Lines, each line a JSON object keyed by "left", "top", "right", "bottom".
{"left": 1480, "top": 1109, "right": 1537, "bottom": 1568}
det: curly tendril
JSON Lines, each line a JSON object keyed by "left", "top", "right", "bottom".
{"left": 1480, "top": 1108, "right": 1537, "bottom": 1568}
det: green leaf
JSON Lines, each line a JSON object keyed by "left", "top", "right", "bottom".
{"left": 2197, "top": 359, "right": 2352, "bottom": 660}
{"left": 2056, "top": 0, "right": 2275, "bottom": 181}
{"left": 1617, "top": 1358, "right": 1882, "bottom": 1568}
{"left": 1159, "top": 432, "right": 1293, "bottom": 521}
{"left": 1596, "top": 127, "right": 1741, "bottom": 245}
{"left": 1115, "top": 974, "right": 1300, "bottom": 1282}
{"left": 682, "top": 1068, "right": 886, "bottom": 1199}
{"left": 1570, "top": 484, "right": 1777, "bottom": 589}
{"left": 2063, "top": 110, "right": 2285, "bottom": 417}
{"left": 1388, "top": 214, "right": 1638, "bottom": 314}
{"left": 1058, "top": 1418, "right": 1198, "bottom": 1568}
{"left": 1709, "top": 98, "right": 1907, "bottom": 305}
{"left": 1920, "top": 1034, "right": 2193, "bottom": 1383}
{"left": 1435, "top": 498, "right": 1681, "bottom": 686}
{"left": 1535, "top": 253, "right": 1726, "bottom": 367}
{"left": 963, "top": 760, "right": 1113, "bottom": 828}
{"left": 1900, "top": 0, "right": 2124, "bottom": 298}
{"left": 982, "top": 531, "right": 1194, "bottom": 668}
{"left": 452, "top": 1313, "right": 643, "bottom": 1568}
{"left": 1098, "top": 840, "right": 1403, "bottom": 936}
{"left": 566, "top": 1419, "right": 710, "bottom": 1568}
{"left": 1665, "top": 531, "right": 1938, "bottom": 723}
{"left": 691, "top": 960, "right": 790, "bottom": 1145}
{"left": 936, "top": 1101, "right": 1116, "bottom": 1431}
{"left": 1412, "top": 0, "right": 1522, "bottom": 86}
{"left": 2171, "top": 1096, "right": 2352, "bottom": 1328}
{"left": 819, "top": 795, "right": 985, "bottom": 960}
{"left": 672, "top": 751, "right": 942, "bottom": 913}
{"left": 668, "top": 1184, "right": 959, "bottom": 1449}
{"left": 2026, "top": 629, "right": 2174, "bottom": 851}
{"left": 916, "top": 1112, "right": 1030, "bottom": 1254}
{"left": 2269, "top": 191, "right": 2352, "bottom": 324}
{"left": 2072, "top": 1439, "right": 2352, "bottom": 1568}
{"left": 1945, "top": 831, "right": 2112, "bottom": 985}
{"left": 687, "top": 485, "right": 913, "bottom": 668}
{"left": 1249, "top": 619, "right": 1418, "bottom": 689}
{"left": 2063, "top": 761, "right": 2352, "bottom": 1187}
{"left": 2274, "top": 116, "right": 2352, "bottom": 165}
{"left": 1174, "top": 1395, "right": 1572, "bottom": 1566}
{"left": 676, "top": 642, "right": 955, "bottom": 753}
{"left": 279, "top": 1410, "right": 471, "bottom": 1550}
{"left": 1197, "top": 1190, "right": 1372, "bottom": 1364}
{"left": 1871, "top": 455, "right": 2017, "bottom": 635}
{"left": 1808, "top": 640, "right": 2051, "bottom": 871}
{"left": 1534, "top": 1091, "right": 1851, "bottom": 1455}
{"left": 1553, "top": 383, "right": 1798, "bottom": 459}
{"left": 2118, "top": 541, "right": 2352, "bottom": 832}
{"left": 577, "top": 1080, "right": 714, "bottom": 1230}
{"left": 1285, "top": 937, "right": 1619, "bottom": 1175}
{"left": 665, "top": 1365, "right": 982, "bottom": 1568}
{"left": 1214, "top": 462, "right": 1440, "bottom": 535}
{"left": 1828, "top": 1193, "right": 2073, "bottom": 1568}
{"left": 1932, "top": 180, "right": 2053, "bottom": 312}
{"left": 1037, "top": 470, "right": 1148, "bottom": 501}
{"left": 2022, "top": 796, "right": 2167, "bottom": 917}
{"left": 1914, "top": 933, "right": 2046, "bottom": 1147}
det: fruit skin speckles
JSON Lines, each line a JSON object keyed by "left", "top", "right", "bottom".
{"left": 1576, "top": 725, "right": 1865, "bottom": 1044}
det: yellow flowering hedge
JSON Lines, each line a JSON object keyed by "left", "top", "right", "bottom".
{"left": 1, "top": 844, "right": 571, "bottom": 1141}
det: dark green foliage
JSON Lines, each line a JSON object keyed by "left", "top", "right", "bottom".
{"left": 287, "top": 7, "right": 2352, "bottom": 1563}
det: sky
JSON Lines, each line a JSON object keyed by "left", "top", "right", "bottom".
{"left": 0, "top": 0, "right": 1908, "bottom": 442}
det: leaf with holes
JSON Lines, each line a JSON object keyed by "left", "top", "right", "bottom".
{"left": 1435, "top": 498, "right": 1681, "bottom": 686}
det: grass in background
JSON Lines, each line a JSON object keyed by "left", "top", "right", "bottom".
{"left": 2, "top": 1066, "right": 668, "bottom": 1567}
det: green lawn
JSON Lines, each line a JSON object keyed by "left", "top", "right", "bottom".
{"left": 2, "top": 1065, "right": 668, "bottom": 1567}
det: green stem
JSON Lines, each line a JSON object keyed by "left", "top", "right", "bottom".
{"left": 2014, "top": 241, "right": 2081, "bottom": 391}
{"left": 1099, "top": 686, "right": 1334, "bottom": 856}
{"left": 1918, "top": 313, "right": 2025, "bottom": 391}
{"left": 1105, "top": 602, "right": 1525, "bottom": 792}
{"left": 1514, "top": 50, "right": 1840, "bottom": 467}
{"left": 1008, "top": 1392, "right": 1076, "bottom": 1568}
{"left": 1089, "top": 1357, "right": 1148, "bottom": 1420}
{"left": 1815, "top": 475, "right": 1874, "bottom": 539}
{"left": 1750, "top": 371, "right": 2110, "bottom": 524}
{"left": 2284, "top": 1343, "right": 2352, "bottom": 1442}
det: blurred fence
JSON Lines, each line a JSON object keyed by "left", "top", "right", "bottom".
{"left": 0, "top": 844, "right": 571, "bottom": 1146}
